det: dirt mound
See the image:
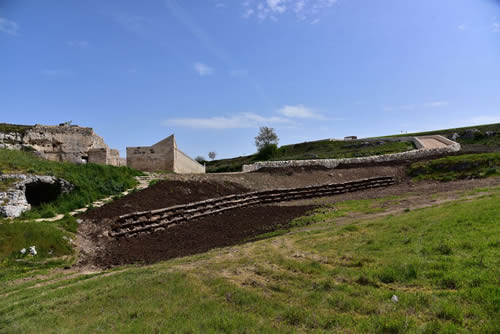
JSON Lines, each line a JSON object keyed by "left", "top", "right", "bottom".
{"left": 81, "top": 180, "right": 249, "bottom": 220}
{"left": 94, "top": 204, "right": 315, "bottom": 267}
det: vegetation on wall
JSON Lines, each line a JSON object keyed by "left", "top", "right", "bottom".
{"left": 0, "top": 149, "right": 142, "bottom": 218}
{"left": 408, "top": 153, "right": 500, "bottom": 181}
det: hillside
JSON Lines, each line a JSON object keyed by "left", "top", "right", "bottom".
{"left": 207, "top": 139, "right": 414, "bottom": 173}
{"left": 389, "top": 123, "right": 500, "bottom": 152}
{"left": 0, "top": 149, "right": 141, "bottom": 219}
{"left": 1, "top": 188, "right": 499, "bottom": 332}
{"left": 206, "top": 123, "right": 500, "bottom": 173}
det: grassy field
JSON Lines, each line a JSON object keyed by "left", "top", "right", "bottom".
{"left": 390, "top": 123, "right": 500, "bottom": 149}
{"left": 207, "top": 140, "right": 414, "bottom": 173}
{"left": 0, "top": 149, "right": 142, "bottom": 219}
{"left": 409, "top": 153, "right": 500, "bottom": 181}
{"left": 0, "top": 215, "right": 78, "bottom": 281}
{"left": 1, "top": 189, "right": 498, "bottom": 333}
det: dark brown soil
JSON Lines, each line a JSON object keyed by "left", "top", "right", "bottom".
{"left": 81, "top": 180, "right": 249, "bottom": 220}
{"left": 94, "top": 205, "right": 315, "bottom": 267}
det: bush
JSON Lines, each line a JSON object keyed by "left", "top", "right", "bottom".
{"left": 256, "top": 144, "right": 278, "bottom": 161}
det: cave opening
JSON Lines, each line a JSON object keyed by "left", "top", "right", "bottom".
{"left": 25, "top": 181, "right": 62, "bottom": 206}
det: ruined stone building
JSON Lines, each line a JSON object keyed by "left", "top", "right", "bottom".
{"left": 127, "top": 135, "right": 205, "bottom": 173}
{"left": 0, "top": 123, "right": 125, "bottom": 166}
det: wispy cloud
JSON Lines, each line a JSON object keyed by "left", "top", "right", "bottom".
{"left": 384, "top": 100, "right": 449, "bottom": 111}
{"left": 493, "top": 22, "right": 500, "bottom": 33}
{"left": 242, "top": 0, "right": 337, "bottom": 22}
{"left": 215, "top": 2, "right": 225, "bottom": 8}
{"left": 194, "top": 62, "right": 214, "bottom": 76}
{"left": 457, "top": 24, "right": 466, "bottom": 31}
{"left": 0, "top": 17, "right": 19, "bottom": 35}
{"left": 113, "top": 14, "right": 148, "bottom": 33}
{"left": 166, "top": 112, "right": 293, "bottom": 129}
{"left": 40, "top": 69, "right": 72, "bottom": 77}
{"left": 424, "top": 100, "right": 449, "bottom": 107}
{"left": 67, "top": 40, "right": 89, "bottom": 48}
{"left": 278, "top": 104, "right": 325, "bottom": 119}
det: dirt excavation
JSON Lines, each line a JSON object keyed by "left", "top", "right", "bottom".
{"left": 76, "top": 164, "right": 500, "bottom": 269}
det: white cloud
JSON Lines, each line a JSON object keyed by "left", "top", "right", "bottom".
{"left": 425, "top": 100, "right": 449, "bottom": 107}
{"left": 41, "top": 69, "right": 72, "bottom": 77}
{"left": 493, "top": 22, "right": 500, "bottom": 33}
{"left": 67, "top": 40, "right": 89, "bottom": 48}
{"left": 243, "top": 8, "right": 255, "bottom": 18}
{"left": 278, "top": 105, "right": 325, "bottom": 119}
{"left": 166, "top": 112, "right": 293, "bottom": 129}
{"left": 0, "top": 17, "right": 19, "bottom": 35}
{"left": 311, "top": 18, "right": 320, "bottom": 24}
{"left": 457, "top": 24, "right": 466, "bottom": 31}
{"left": 242, "top": 0, "right": 337, "bottom": 21}
{"left": 384, "top": 101, "right": 448, "bottom": 111}
{"left": 194, "top": 62, "right": 214, "bottom": 76}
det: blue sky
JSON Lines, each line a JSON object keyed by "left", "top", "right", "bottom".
{"left": 1, "top": 0, "right": 500, "bottom": 159}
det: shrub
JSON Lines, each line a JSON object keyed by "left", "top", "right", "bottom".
{"left": 256, "top": 144, "right": 278, "bottom": 160}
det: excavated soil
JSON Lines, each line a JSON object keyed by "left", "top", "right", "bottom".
{"left": 93, "top": 205, "right": 315, "bottom": 267}
{"left": 81, "top": 180, "right": 249, "bottom": 220}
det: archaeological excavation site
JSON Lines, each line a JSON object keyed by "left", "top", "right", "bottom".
{"left": 1, "top": 121, "right": 499, "bottom": 332}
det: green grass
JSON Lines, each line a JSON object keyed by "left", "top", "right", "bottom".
{"left": 207, "top": 139, "right": 414, "bottom": 173}
{"left": 0, "top": 123, "right": 33, "bottom": 135}
{"left": 389, "top": 123, "right": 500, "bottom": 148}
{"left": 0, "top": 149, "right": 142, "bottom": 218}
{"left": 0, "top": 216, "right": 77, "bottom": 281}
{"left": 409, "top": 153, "right": 500, "bottom": 181}
{"left": 1, "top": 192, "right": 498, "bottom": 333}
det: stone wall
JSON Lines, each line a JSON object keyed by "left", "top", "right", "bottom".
{"left": 174, "top": 148, "right": 206, "bottom": 174}
{"left": 127, "top": 135, "right": 205, "bottom": 174}
{"left": 88, "top": 148, "right": 126, "bottom": 167}
{"left": 242, "top": 135, "right": 460, "bottom": 172}
{"left": 0, "top": 123, "right": 125, "bottom": 166}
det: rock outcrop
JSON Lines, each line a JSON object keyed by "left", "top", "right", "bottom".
{"left": 0, "top": 174, "right": 73, "bottom": 218}
{"left": 0, "top": 123, "right": 125, "bottom": 166}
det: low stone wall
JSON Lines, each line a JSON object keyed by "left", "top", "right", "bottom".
{"left": 109, "top": 176, "right": 396, "bottom": 238}
{"left": 242, "top": 136, "right": 460, "bottom": 172}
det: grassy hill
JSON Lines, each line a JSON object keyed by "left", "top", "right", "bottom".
{"left": 0, "top": 123, "right": 33, "bottom": 135}
{"left": 1, "top": 190, "right": 499, "bottom": 333}
{"left": 207, "top": 123, "right": 500, "bottom": 173}
{"left": 390, "top": 123, "right": 500, "bottom": 151}
{"left": 0, "top": 149, "right": 142, "bottom": 219}
{"left": 207, "top": 139, "right": 414, "bottom": 173}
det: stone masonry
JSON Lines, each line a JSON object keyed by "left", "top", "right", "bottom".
{"left": 0, "top": 123, "right": 124, "bottom": 166}
{"left": 127, "top": 135, "right": 205, "bottom": 173}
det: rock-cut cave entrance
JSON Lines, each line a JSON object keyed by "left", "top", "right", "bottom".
{"left": 25, "top": 181, "right": 62, "bottom": 206}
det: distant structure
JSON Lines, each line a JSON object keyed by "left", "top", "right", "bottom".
{"left": 126, "top": 135, "right": 205, "bottom": 174}
{"left": 344, "top": 136, "right": 358, "bottom": 140}
{"left": 0, "top": 123, "right": 125, "bottom": 166}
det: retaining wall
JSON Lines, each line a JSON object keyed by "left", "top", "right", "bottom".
{"left": 109, "top": 176, "right": 396, "bottom": 238}
{"left": 242, "top": 136, "right": 460, "bottom": 172}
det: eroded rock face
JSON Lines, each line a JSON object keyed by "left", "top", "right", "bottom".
{"left": 0, "top": 174, "right": 74, "bottom": 218}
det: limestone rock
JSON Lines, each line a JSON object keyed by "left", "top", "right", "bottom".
{"left": 0, "top": 174, "right": 74, "bottom": 218}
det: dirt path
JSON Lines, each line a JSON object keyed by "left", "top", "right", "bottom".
{"left": 418, "top": 137, "right": 449, "bottom": 149}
